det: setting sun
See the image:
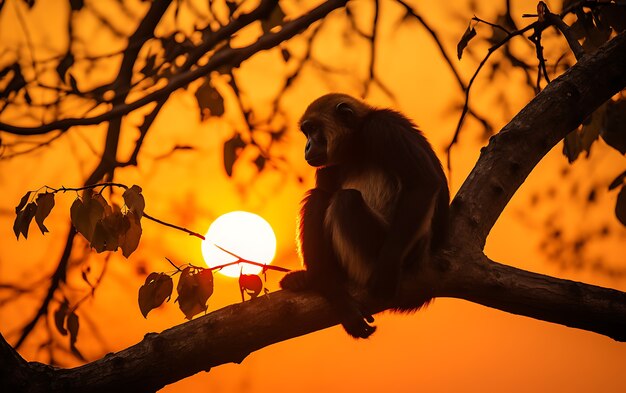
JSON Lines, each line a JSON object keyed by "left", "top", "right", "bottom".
{"left": 201, "top": 211, "right": 277, "bottom": 277}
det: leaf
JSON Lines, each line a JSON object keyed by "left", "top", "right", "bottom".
{"left": 35, "top": 193, "right": 55, "bottom": 234}
{"left": 22, "top": 0, "right": 35, "bottom": 8}
{"left": 2, "top": 64, "right": 26, "bottom": 97}
{"left": 457, "top": 24, "right": 477, "bottom": 60}
{"left": 68, "top": 73, "right": 80, "bottom": 93}
{"left": 176, "top": 267, "right": 214, "bottom": 320}
{"left": 140, "top": 54, "right": 157, "bottom": 77}
{"left": 609, "top": 170, "right": 626, "bottom": 191}
{"left": 194, "top": 79, "right": 225, "bottom": 120}
{"left": 56, "top": 52, "right": 74, "bottom": 82}
{"left": 281, "top": 48, "right": 291, "bottom": 62}
{"left": 254, "top": 154, "right": 266, "bottom": 172}
{"left": 616, "top": 186, "right": 626, "bottom": 227}
{"left": 70, "top": 195, "right": 105, "bottom": 242}
{"left": 15, "top": 191, "right": 32, "bottom": 214}
{"left": 91, "top": 210, "right": 128, "bottom": 253}
{"left": 121, "top": 212, "right": 142, "bottom": 258}
{"left": 54, "top": 300, "right": 69, "bottom": 336}
{"left": 13, "top": 202, "right": 37, "bottom": 240}
{"left": 223, "top": 133, "right": 246, "bottom": 177}
{"left": 122, "top": 185, "right": 145, "bottom": 218}
{"left": 67, "top": 311, "right": 84, "bottom": 360}
{"left": 138, "top": 273, "right": 173, "bottom": 318}
{"left": 602, "top": 99, "right": 626, "bottom": 155}
{"left": 239, "top": 274, "right": 263, "bottom": 300}
{"left": 69, "top": 0, "right": 83, "bottom": 11}
{"left": 579, "top": 104, "right": 605, "bottom": 155}
{"left": 563, "top": 130, "right": 582, "bottom": 163}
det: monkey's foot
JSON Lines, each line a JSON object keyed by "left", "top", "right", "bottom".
{"left": 280, "top": 270, "right": 310, "bottom": 291}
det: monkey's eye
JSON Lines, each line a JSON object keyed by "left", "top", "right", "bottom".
{"left": 300, "top": 119, "right": 316, "bottom": 135}
{"left": 335, "top": 102, "right": 354, "bottom": 116}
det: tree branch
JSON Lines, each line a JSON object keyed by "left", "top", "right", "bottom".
{"left": 449, "top": 31, "right": 626, "bottom": 249}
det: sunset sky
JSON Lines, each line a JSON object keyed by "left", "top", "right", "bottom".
{"left": 1, "top": 0, "right": 625, "bottom": 391}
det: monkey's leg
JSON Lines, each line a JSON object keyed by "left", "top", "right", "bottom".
{"left": 281, "top": 189, "right": 376, "bottom": 338}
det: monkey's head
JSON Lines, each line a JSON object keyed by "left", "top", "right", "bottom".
{"left": 299, "top": 93, "right": 370, "bottom": 167}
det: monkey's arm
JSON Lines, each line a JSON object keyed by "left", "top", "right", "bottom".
{"left": 280, "top": 188, "right": 376, "bottom": 339}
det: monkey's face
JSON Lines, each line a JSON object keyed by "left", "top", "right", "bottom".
{"left": 299, "top": 94, "right": 367, "bottom": 167}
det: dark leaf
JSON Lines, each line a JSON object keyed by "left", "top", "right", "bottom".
{"left": 261, "top": 4, "right": 286, "bottom": 34}
{"left": 67, "top": 311, "right": 84, "bottom": 360}
{"left": 579, "top": 104, "right": 605, "bottom": 155}
{"left": 563, "top": 130, "right": 582, "bottom": 163}
{"left": 69, "top": 0, "right": 83, "bottom": 11}
{"left": 254, "top": 154, "right": 266, "bottom": 172}
{"left": 602, "top": 99, "right": 626, "bottom": 155}
{"left": 53, "top": 300, "right": 69, "bottom": 336}
{"left": 70, "top": 195, "right": 106, "bottom": 242}
{"left": 138, "top": 272, "right": 173, "bottom": 318}
{"left": 226, "top": 0, "right": 238, "bottom": 16}
{"left": 609, "top": 170, "right": 626, "bottom": 191}
{"left": 122, "top": 185, "right": 145, "bottom": 218}
{"left": 223, "top": 133, "right": 246, "bottom": 177}
{"left": 24, "top": 90, "right": 32, "bottom": 105}
{"left": 68, "top": 73, "right": 80, "bottom": 93}
{"left": 35, "top": 193, "right": 55, "bottom": 234}
{"left": 176, "top": 267, "right": 213, "bottom": 320}
{"left": 281, "top": 48, "right": 291, "bottom": 62}
{"left": 2, "top": 64, "right": 26, "bottom": 96}
{"left": 15, "top": 191, "right": 32, "bottom": 214}
{"left": 13, "top": 202, "right": 37, "bottom": 240}
{"left": 121, "top": 212, "right": 142, "bottom": 258}
{"left": 616, "top": 186, "right": 626, "bottom": 226}
{"left": 457, "top": 24, "right": 477, "bottom": 60}
{"left": 239, "top": 274, "right": 263, "bottom": 299}
{"left": 56, "top": 52, "right": 74, "bottom": 82}
{"left": 194, "top": 79, "right": 225, "bottom": 120}
{"left": 22, "top": 0, "right": 34, "bottom": 9}
{"left": 91, "top": 210, "right": 128, "bottom": 253}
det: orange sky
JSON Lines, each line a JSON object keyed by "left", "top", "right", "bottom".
{"left": 1, "top": 0, "right": 625, "bottom": 392}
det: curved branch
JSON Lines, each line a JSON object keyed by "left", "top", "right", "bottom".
{"left": 449, "top": 31, "right": 626, "bottom": 249}
{"left": 0, "top": 0, "right": 349, "bottom": 136}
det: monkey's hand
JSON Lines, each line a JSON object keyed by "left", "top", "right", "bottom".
{"left": 341, "top": 298, "right": 376, "bottom": 339}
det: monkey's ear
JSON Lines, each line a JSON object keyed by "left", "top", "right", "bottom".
{"left": 335, "top": 102, "right": 354, "bottom": 116}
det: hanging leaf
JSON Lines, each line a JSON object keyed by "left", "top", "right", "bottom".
{"left": 457, "top": 24, "right": 477, "bottom": 60}
{"left": 53, "top": 300, "right": 69, "bottom": 336}
{"left": 15, "top": 191, "right": 32, "bottom": 214}
{"left": 616, "top": 186, "right": 626, "bottom": 227}
{"left": 261, "top": 4, "right": 286, "bottom": 34}
{"left": 121, "top": 212, "right": 142, "bottom": 258}
{"left": 122, "top": 185, "right": 145, "bottom": 218}
{"left": 239, "top": 274, "right": 263, "bottom": 300}
{"left": 223, "top": 133, "right": 246, "bottom": 177}
{"left": 2, "top": 64, "right": 26, "bottom": 97}
{"left": 22, "top": 0, "right": 35, "bottom": 8}
{"left": 34, "top": 193, "right": 55, "bottom": 234}
{"left": 602, "top": 99, "right": 626, "bottom": 155}
{"left": 194, "top": 79, "right": 225, "bottom": 120}
{"left": 609, "top": 170, "right": 626, "bottom": 191}
{"left": 563, "top": 130, "right": 582, "bottom": 163}
{"left": 69, "top": 0, "right": 83, "bottom": 11}
{"left": 138, "top": 273, "right": 173, "bottom": 318}
{"left": 56, "top": 52, "right": 74, "bottom": 82}
{"left": 281, "top": 48, "right": 291, "bottom": 62}
{"left": 70, "top": 195, "right": 105, "bottom": 242}
{"left": 176, "top": 267, "right": 214, "bottom": 320}
{"left": 67, "top": 311, "right": 84, "bottom": 360}
{"left": 13, "top": 202, "right": 37, "bottom": 240}
{"left": 91, "top": 210, "right": 128, "bottom": 253}
{"left": 254, "top": 154, "right": 266, "bottom": 172}
{"left": 140, "top": 54, "right": 157, "bottom": 78}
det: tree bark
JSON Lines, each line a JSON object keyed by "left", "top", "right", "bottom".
{"left": 1, "top": 19, "right": 626, "bottom": 393}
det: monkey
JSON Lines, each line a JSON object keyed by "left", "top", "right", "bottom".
{"left": 280, "top": 93, "right": 449, "bottom": 339}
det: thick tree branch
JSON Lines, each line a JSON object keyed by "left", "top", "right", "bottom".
{"left": 450, "top": 31, "right": 626, "bottom": 249}
{"left": 0, "top": 0, "right": 348, "bottom": 136}
{"left": 436, "top": 253, "right": 626, "bottom": 342}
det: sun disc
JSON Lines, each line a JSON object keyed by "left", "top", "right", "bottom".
{"left": 201, "top": 211, "right": 276, "bottom": 277}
